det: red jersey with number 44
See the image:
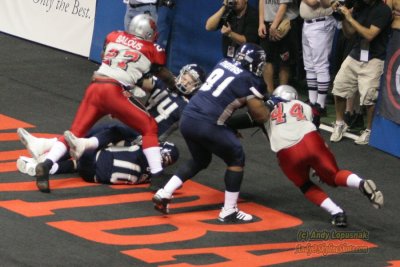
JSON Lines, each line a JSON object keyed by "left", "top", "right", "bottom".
{"left": 96, "top": 31, "right": 166, "bottom": 87}
{"left": 266, "top": 100, "right": 317, "bottom": 152}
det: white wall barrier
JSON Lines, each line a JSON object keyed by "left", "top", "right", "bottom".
{"left": 0, "top": 0, "right": 96, "bottom": 57}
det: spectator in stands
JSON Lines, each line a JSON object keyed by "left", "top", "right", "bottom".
{"left": 124, "top": 0, "right": 158, "bottom": 31}
{"left": 123, "top": 0, "right": 175, "bottom": 49}
{"left": 387, "top": 0, "right": 400, "bottom": 54}
{"left": 205, "top": 0, "right": 259, "bottom": 59}
{"left": 258, "top": 0, "right": 300, "bottom": 93}
{"left": 330, "top": 6, "right": 363, "bottom": 132}
{"left": 300, "top": 0, "right": 336, "bottom": 116}
{"left": 326, "top": 0, "right": 392, "bottom": 145}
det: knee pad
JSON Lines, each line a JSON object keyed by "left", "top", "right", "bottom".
{"left": 225, "top": 146, "right": 245, "bottom": 166}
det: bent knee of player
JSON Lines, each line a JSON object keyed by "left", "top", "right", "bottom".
{"left": 139, "top": 117, "right": 159, "bottom": 135}
{"left": 225, "top": 148, "right": 245, "bottom": 167}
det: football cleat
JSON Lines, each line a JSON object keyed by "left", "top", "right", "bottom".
{"left": 331, "top": 212, "right": 347, "bottom": 227}
{"left": 148, "top": 171, "right": 166, "bottom": 192}
{"left": 16, "top": 156, "right": 37, "bottom": 176}
{"left": 152, "top": 189, "right": 172, "bottom": 214}
{"left": 17, "top": 128, "right": 57, "bottom": 160}
{"left": 218, "top": 207, "right": 253, "bottom": 223}
{"left": 64, "top": 131, "right": 87, "bottom": 160}
{"left": 359, "top": 180, "right": 384, "bottom": 209}
{"left": 35, "top": 162, "right": 51, "bottom": 193}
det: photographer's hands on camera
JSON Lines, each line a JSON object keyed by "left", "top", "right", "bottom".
{"left": 221, "top": 22, "right": 233, "bottom": 38}
{"left": 331, "top": 0, "right": 354, "bottom": 21}
{"left": 221, "top": 0, "right": 235, "bottom": 37}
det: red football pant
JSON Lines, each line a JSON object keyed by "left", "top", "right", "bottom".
{"left": 59, "top": 81, "right": 159, "bottom": 149}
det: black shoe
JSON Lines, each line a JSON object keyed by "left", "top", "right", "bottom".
{"left": 318, "top": 106, "right": 327, "bottom": 117}
{"left": 152, "top": 189, "right": 172, "bottom": 214}
{"left": 312, "top": 103, "right": 327, "bottom": 117}
{"left": 348, "top": 113, "right": 364, "bottom": 131}
{"left": 35, "top": 162, "right": 51, "bottom": 193}
{"left": 148, "top": 171, "right": 165, "bottom": 192}
{"left": 331, "top": 212, "right": 347, "bottom": 227}
{"left": 344, "top": 111, "right": 353, "bottom": 126}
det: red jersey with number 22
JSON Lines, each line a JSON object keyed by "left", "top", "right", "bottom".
{"left": 96, "top": 31, "right": 166, "bottom": 87}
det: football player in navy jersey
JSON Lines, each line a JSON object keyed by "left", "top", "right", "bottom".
{"left": 17, "top": 142, "right": 179, "bottom": 186}
{"left": 152, "top": 43, "right": 270, "bottom": 223}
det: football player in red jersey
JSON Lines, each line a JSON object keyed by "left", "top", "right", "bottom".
{"left": 34, "top": 14, "right": 173, "bottom": 193}
{"left": 227, "top": 85, "right": 384, "bottom": 227}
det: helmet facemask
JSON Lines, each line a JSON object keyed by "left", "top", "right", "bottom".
{"left": 175, "top": 64, "right": 206, "bottom": 96}
{"left": 160, "top": 142, "right": 179, "bottom": 167}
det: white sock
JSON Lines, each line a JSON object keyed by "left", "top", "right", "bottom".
{"left": 163, "top": 175, "right": 183, "bottom": 196}
{"left": 336, "top": 120, "right": 345, "bottom": 125}
{"left": 46, "top": 141, "right": 67, "bottom": 163}
{"left": 224, "top": 191, "right": 240, "bottom": 210}
{"left": 86, "top": 137, "right": 99, "bottom": 150}
{"left": 308, "top": 90, "right": 318, "bottom": 104}
{"left": 49, "top": 163, "right": 59, "bottom": 175}
{"left": 346, "top": 173, "right": 362, "bottom": 188}
{"left": 142, "top": 146, "right": 163, "bottom": 174}
{"left": 317, "top": 94, "right": 327, "bottom": 108}
{"left": 320, "top": 198, "right": 343, "bottom": 215}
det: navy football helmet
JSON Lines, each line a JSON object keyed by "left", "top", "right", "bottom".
{"left": 233, "top": 43, "right": 266, "bottom": 77}
{"left": 176, "top": 64, "right": 206, "bottom": 96}
{"left": 160, "top": 141, "right": 179, "bottom": 167}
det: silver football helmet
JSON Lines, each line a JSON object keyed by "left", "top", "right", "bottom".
{"left": 128, "top": 14, "right": 158, "bottom": 42}
{"left": 272, "top": 85, "right": 298, "bottom": 101}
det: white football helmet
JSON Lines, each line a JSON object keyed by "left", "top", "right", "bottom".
{"left": 128, "top": 14, "right": 158, "bottom": 42}
{"left": 272, "top": 85, "right": 298, "bottom": 101}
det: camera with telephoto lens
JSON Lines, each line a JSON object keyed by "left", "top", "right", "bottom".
{"left": 332, "top": 0, "right": 358, "bottom": 20}
{"left": 158, "top": 0, "right": 175, "bottom": 8}
{"left": 221, "top": 0, "right": 237, "bottom": 26}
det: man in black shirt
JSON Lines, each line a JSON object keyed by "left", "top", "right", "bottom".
{"left": 327, "top": 0, "right": 392, "bottom": 145}
{"left": 205, "top": 0, "right": 259, "bottom": 59}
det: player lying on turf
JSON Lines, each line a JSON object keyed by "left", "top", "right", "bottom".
{"left": 17, "top": 136, "right": 179, "bottom": 185}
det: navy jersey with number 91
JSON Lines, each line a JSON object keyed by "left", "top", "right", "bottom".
{"left": 183, "top": 59, "right": 266, "bottom": 125}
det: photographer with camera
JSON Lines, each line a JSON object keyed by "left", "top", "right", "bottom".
{"left": 324, "top": 0, "right": 392, "bottom": 145}
{"left": 258, "top": 0, "right": 300, "bottom": 94}
{"left": 205, "top": 0, "right": 259, "bottom": 59}
{"left": 124, "top": 0, "right": 175, "bottom": 31}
